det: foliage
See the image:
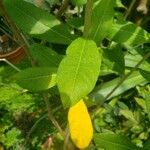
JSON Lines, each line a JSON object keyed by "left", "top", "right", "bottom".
{"left": 0, "top": 0, "right": 150, "bottom": 149}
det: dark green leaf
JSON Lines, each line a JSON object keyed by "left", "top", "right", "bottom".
{"left": 108, "top": 21, "right": 150, "bottom": 46}
{"left": 15, "top": 67, "right": 57, "bottom": 92}
{"left": 140, "top": 70, "right": 150, "bottom": 82}
{"left": 57, "top": 38, "right": 101, "bottom": 108}
{"left": 103, "top": 44, "right": 125, "bottom": 75}
{"left": 90, "top": 0, "right": 115, "bottom": 44}
{"left": 29, "top": 44, "right": 63, "bottom": 67}
{"left": 94, "top": 133, "right": 138, "bottom": 150}
{"left": 3, "top": 0, "right": 76, "bottom": 44}
{"left": 143, "top": 139, "right": 150, "bottom": 150}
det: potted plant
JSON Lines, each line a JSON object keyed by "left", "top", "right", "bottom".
{"left": 0, "top": 3, "right": 26, "bottom": 64}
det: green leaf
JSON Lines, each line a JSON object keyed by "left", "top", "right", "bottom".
{"left": 143, "top": 139, "right": 150, "bottom": 150}
{"left": 29, "top": 44, "right": 63, "bottom": 67}
{"left": 94, "top": 133, "right": 138, "bottom": 150}
{"left": 145, "top": 93, "right": 150, "bottom": 121}
{"left": 108, "top": 21, "right": 150, "bottom": 46}
{"left": 120, "top": 110, "right": 138, "bottom": 124}
{"left": 140, "top": 70, "right": 150, "bottom": 82}
{"left": 89, "top": 71, "right": 148, "bottom": 105}
{"left": 103, "top": 44, "right": 125, "bottom": 75}
{"left": 71, "top": 0, "right": 87, "bottom": 6}
{"left": 57, "top": 38, "right": 101, "bottom": 108}
{"left": 90, "top": 0, "right": 115, "bottom": 44}
{"left": 15, "top": 67, "right": 57, "bottom": 92}
{"left": 3, "top": 0, "right": 76, "bottom": 44}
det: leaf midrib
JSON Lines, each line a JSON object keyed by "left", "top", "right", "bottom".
{"left": 71, "top": 40, "right": 86, "bottom": 99}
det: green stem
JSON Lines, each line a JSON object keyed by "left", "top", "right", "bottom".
{"left": 83, "top": 0, "right": 93, "bottom": 38}
{"left": 0, "top": 58, "right": 21, "bottom": 72}
{"left": 124, "top": 0, "right": 136, "bottom": 20}
{"left": 43, "top": 93, "right": 65, "bottom": 138}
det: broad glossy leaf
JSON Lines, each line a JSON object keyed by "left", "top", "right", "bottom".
{"left": 29, "top": 44, "right": 63, "bottom": 67}
{"left": 90, "top": 0, "right": 115, "bottom": 44}
{"left": 16, "top": 67, "right": 57, "bottom": 92}
{"left": 57, "top": 38, "right": 101, "bottom": 107}
{"left": 108, "top": 21, "right": 150, "bottom": 46}
{"left": 3, "top": 0, "right": 75, "bottom": 44}
{"left": 94, "top": 133, "right": 138, "bottom": 150}
{"left": 140, "top": 70, "right": 150, "bottom": 82}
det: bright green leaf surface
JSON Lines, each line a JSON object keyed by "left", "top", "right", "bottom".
{"left": 29, "top": 44, "right": 63, "bottom": 67}
{"left": 94, "top": 133, "right": 138, "bottom": 150}
{"left": 3, "top": 0, "right": 75, "bottom": 44}
{"left": 15, "top": 67, "right": 57, "bottom": 92}
{"left": 90, "top": 0, "right": 115, "bottom": 44}
{"left": 71, "top": 0, "right": 87, "bottom": 6}
{"left": 57, "top": 38, "right": 101, "bottom": 108}
{"left": 108, "top": 21, "right": 150, "bottom": 46}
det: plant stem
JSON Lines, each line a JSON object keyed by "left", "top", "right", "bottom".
{"left": 124, "top": 0, "right": 137, "bottom": 20}
{"left": 93, "top": 51, "right": 150, "bottom": 116}
{"left": 56, "top": 0, "right": 69, "bottom": 19}
{"left": 0, "top": 58, "right": 21, "bottom": 72}
{"left": 43, "top": 93, "right": 65, "bottom": 138}
{"left": 83, "top": 0, "right": 93, "bottom": 38}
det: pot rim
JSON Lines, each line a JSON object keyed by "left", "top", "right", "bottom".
{"left": 0, "top": 46, "right": 24, "bottom": 58}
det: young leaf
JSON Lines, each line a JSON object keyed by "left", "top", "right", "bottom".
{"left": 3, "top": 0, "right": 76, "bottom": 44}
{"left": 140, "top": 70, "right": 150, "bottom": 82}
{"left": 90, "top": 0, "right": 115, "bottom": 44}
{"left": 29, "top": 44, "right": 63, "bottom": 67}
{"left": 94, "top": 133, "right": 138, "bottom": 150}
{"left": 57, "top": 38, "right": 101, "bottom": 107}
{"left": 15, "top": 67, "right": 57, "bottom": 92}
{"left": 108, "top": 21, "right": 150, "bottom": 46}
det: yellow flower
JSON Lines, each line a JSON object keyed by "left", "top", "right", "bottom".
{"left": 68, "top": 99, "right": 93, "bottom": 149}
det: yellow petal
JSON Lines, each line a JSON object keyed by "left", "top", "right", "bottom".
{"left": 68, "top": 99, "right": 93, "bottom": 149}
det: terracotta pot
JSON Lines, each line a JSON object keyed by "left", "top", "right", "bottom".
{"left": 0, "top": 34, "right": 26, "bottom": 63}
{"left": 0, "top": 46, "right": 26, "bottom": 64}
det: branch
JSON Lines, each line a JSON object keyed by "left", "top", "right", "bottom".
{"left": 83, "top": 0, "right": 93, "bottom": 38}
{"left": 56, "top": 0, "right": 69, "bottom": 19}
{"left": 43, "top": 93, "right": 65, "bottom": 138}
